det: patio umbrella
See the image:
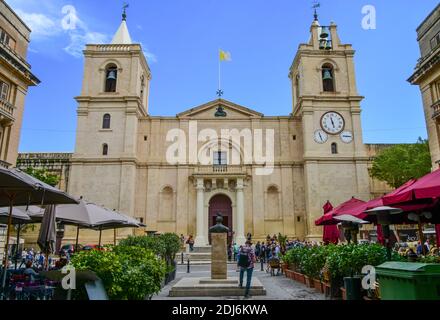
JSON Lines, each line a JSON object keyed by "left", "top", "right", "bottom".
{"left": 0, "top": 207, "right": 31, "bottom": 225}
{"left": 315, "top": 198, "right": 367, "bottom": 226}
{"left": 0, "top": 167, "right": 78, "bottom": 290}
{"left": 321, "top": 201, "right": 339, "bottom": 244}
{"left": 37, "top": 205, "right": 57, "bottom": 270}
{"left": 382, "top": 170, "right": 440, "bottom": 205}
{"left": 0, "top": 207, "right": 32, "bottom": 270}
{"left": 52, "top": 199, "right": 129, "bottom": 250}
{"left": 90, "top": 211, "right": 142, "bottom": 246}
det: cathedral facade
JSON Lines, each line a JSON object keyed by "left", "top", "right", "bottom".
{"left": 67, "top": 16, "right": 386, "bottom": 245}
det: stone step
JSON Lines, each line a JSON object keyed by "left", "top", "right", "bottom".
{"left": 191, "top": 246, "right": 212, "bottom": 253}
{"left": 169, "top": 277, "right": 266, "bottom": 297}
{"left": 184, "top": 252, "right": 212, "bottom": 260}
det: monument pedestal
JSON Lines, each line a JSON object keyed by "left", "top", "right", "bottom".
{"left": 169, "top": 277, "right": 266, "bottom": 297}
{"left": 169, "top": 213, "right": 266, "bottom": 297}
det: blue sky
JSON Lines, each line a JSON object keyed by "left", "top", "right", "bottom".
{"left": 7, "top": 0, "right": 438, "bottom": 152}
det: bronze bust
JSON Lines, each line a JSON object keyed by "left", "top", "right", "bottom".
{"left": 209, "top": 213, "right": 229, "bottom": 233}
{"left": 215, "top": 106, "right": 227, "bottom": 117}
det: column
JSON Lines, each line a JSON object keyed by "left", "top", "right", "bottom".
{"left": 194, "top": 178, "right": 207, "bottom": 246}
{"left": 235, "top": 178, "right": 247, "bottom": 245}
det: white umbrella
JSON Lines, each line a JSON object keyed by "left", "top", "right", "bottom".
{"left": 334, "top": 214, "right": 370, "bottom": 224}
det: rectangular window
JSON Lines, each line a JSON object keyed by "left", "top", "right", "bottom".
{"left": 213, "top": 151, "right": 227, "bottom": 165}
{"left": 0, "top": 82, "right": 9, "bottom": 100}
{"left": 431, "top": 32, "right": 440, "bottom": 50}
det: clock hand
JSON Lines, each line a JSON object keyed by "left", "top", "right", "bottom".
{"left": 319, "top": 133, "right": 323, "bottom": 140}
{"left": 330, "top": 118, "right": 335, "bottom": 128}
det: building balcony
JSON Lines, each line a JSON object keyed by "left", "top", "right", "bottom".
{"left": 193, "top": 165, "right": 247, "bottom": 177}
{"left": 0, "top": 98, "right": 15, "bottom": 124}
{"left": 431, "top": 100, "right": 440, "bottom": 120}
{"left": 0, "top": 160, "right": 11, "bottom": 169}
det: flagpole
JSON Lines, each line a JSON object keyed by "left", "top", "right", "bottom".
{"left": 218, "top": 48, "right": 221, "bottom": 95}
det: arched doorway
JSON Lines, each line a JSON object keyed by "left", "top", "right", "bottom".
{"left": 209, "top": 194, "right": 233, "bottom": 244}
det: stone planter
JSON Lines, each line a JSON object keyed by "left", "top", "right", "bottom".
{"left": 313, "top": 278, "right": 323, "bottom": 293}
{"left": 304, "top": 276, "right": 314, "bottom": 288}
{"left": 297, "top": 273, "right": 305, "bottom": 284}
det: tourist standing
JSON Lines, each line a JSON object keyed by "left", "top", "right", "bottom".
{"left": 186, "top": 235, "right": 195, "bottom": 252}
{"left": 255, "top": 241, "right": 261, "bottom": 261}
{"left": 238, "top": 240, "right": 256, "bottom": 298}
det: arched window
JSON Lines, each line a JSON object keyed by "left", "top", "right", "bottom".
{"left": 331, "top": 143, "right": 338, "bottom": 154}
{"left": 322, "top": 64, "right": 335, "bottom": 92}
{"left": 105, "top": 64, "right": 117, "bottom": 92}
{"left": 102, "top": 114, "right": 111, "bottom": 129}
{"left": 102, "top": 143, "right": 108, "bottom": 156}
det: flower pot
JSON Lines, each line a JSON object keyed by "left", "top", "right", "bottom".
{"left": 313, "top": 279, "right": 322, "bottom": 292}
{"left": 304, "top": 276, "right": 314, "bottom": 288}
{"left": 298, "top": 273, "right": 305, "bottom": 284}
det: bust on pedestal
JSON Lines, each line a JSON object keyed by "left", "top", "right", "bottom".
{"left": 209, "top": 213, "right": 229, "bottom": 280}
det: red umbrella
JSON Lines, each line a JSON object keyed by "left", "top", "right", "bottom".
{"left": 382, "top": 170, "right": 440, "bottom": 205}
{"left": 322, "top": 201, "right": 339, "bottom": 244}
{"left": 315, "top": 198, "right": 366, "bottom": 226}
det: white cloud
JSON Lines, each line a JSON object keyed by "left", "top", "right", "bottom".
{"left": 64, "top": 31, "right": 109, "bottom": 58}
{"left": 12, "top": 5, "right": 109, "bottom": 58}
{"left": 15, "top": 9, "right": 61, "bottom": 38}
{"left": 139, "top": 42, "right": 157, "bottom": 63}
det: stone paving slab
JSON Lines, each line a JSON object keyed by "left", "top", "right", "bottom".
{"left": 153, "top": 264, "right": 325, "bottom": 300}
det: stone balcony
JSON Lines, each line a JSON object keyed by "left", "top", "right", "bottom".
{"left": 193, "top": 165, "right": 247, "bottom": 178}
{"left": 0, "top": 160, "right": 11, "bottom": 169}
{"left": 0, "top": 98, "right": 15, "bottom": 124}
{"left": 431, "top": 100, "right": 440, "bottom": 120}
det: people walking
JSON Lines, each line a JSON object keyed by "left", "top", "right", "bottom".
{"left": 186, "top": 235, "right": 195, "bottom": 252}
{"left": 238, "top": 240, "right": 256, "bottom": 299}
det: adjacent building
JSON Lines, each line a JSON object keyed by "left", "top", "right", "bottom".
{"left": 0, "top": 0, "right": 39, "bottom": 167}
{"left": 409, "top": 3, "right": 440, "bottom": 168}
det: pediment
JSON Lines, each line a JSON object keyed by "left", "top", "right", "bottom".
{"left": 177, "top": 99, "right": 264, "bottom": 119}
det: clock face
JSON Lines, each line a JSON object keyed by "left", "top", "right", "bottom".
{"left": 321, "top": 112, "right": 345, "bottom": 135}
{"left": 314, "top": 130, "right": 328, "bottom": 144}
{"left": 340, "top": 131, "right": 353, "bottom": 143}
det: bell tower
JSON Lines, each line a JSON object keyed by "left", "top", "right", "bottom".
{"left": 289, "top": 14, "right": 370, "bottom": 239}
{"left": 69, "top": 9, "right": 151, "bottom": 218}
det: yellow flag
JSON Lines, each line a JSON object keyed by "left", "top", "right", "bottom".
{"left": 219, "top": 49, "right": 231, "bottom": 62}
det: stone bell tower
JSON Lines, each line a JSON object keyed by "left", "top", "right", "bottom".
{"left": 68, "top": 9, "right": 151, "bottom": 218}
{"left": 289, "top": 14, "right": 370, "bottom": 239}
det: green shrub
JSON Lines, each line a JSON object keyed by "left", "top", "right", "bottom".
{"left": 71, "top": 246, "right": 166, "bottom": 300}
{"left": 326, "top": 244, "right": 387, "bottom": 279}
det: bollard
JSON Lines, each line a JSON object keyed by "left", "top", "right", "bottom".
{"left": 260, "top": 258, "right": 264, "bottom": 271}
{"left": 187, "top": 258, "right": 190, "bottom": 273}
{"left": 181, "top": 252, "right": 184, "bottom": 265}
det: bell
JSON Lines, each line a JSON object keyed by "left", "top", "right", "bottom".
{"left": 322, "top": 69, "right": 333, "bottom": 81}
{"left": 319, "top": 39, "right": 326, "bottom": 50}
{"left": 320, "top": 26, "right": 329, "bottom": 38}
{"left": 107, "top": 70, "right": 117, "bottom": 80}
{"left": 325, "top": 40, "right": 332, "bottom": 50}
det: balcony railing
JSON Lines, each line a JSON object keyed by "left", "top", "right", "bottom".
{"left": 0, "top": 98, "right": 15, "bottom": 122}
{"left": 431, "top": 100, "right": 440, "bottom": 120}
{"left": 194, "top": 165, "right": 247, "bottom": 176}
{"left": 0, "top": 160, "right": 11, "bottom": 168}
